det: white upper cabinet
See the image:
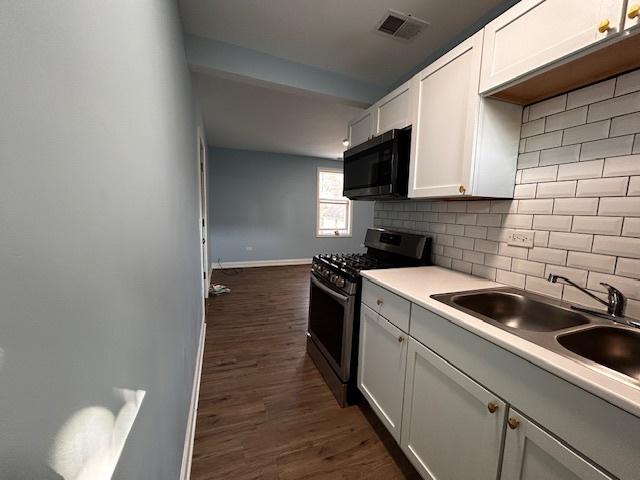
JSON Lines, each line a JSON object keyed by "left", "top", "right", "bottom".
{"left": 501, "top": 409, "right": 614, "bottom": 480}
{"left": 625, "top": 2, "right": 640, "bottom": 31}
{"left": 374, "top": 81, "right": 412, "bottom": 134}
{"left": 401, "top": 338, "right": 507, "bottom": 480}
{"left": 357, "top": 304, "right": 408, "bottom": 443}
{"left": 347, "top": 108, "right": 377, "bottom": 148}
{"left": 408, "top": 30, "right": 522, "bottom": 198}
{"left": 480, "top": 0, "right": 625, "bottom": 94}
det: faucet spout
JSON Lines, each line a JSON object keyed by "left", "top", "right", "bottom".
{"left": 547, "top": 274, "right": 627, "bottom": 320}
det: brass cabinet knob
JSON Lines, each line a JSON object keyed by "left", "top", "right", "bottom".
{"left": 398, "top": 336, "right": 405, "bottom": 343}
{"left": 629, "top": 4, "right": 640, "bottom": 19}
{"left": 376, "top": 298, "right": 383, "bottom": 306}
{"left": 487, "top": 401, "right": 499, "bottom": 414}
{"left": 508, "top": 417, "right": 521, "bottom": 430}
{"left": 458, "top": 185, "right": 466, "bottom": 194}
{"left": 598, "top": 19, "right": 610, "bottom": 33}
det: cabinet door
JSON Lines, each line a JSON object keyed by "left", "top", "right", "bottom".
{"left": 357, "top": 304, "right": 407, "bottom": 442}
{"left": 408, "top": 31, "right": 483, "bottom": 198}
{"left": 374, "top": 81, "right": 411, "bottom": 134}
{"left": 401, "top": 338, "right": 507, "bottom": 480}
{"left": 480, "top": 0, "right": 625, "bottom": 93}
{"left": 501, "top": 409, "right": 614, "bottom": 480}
{"left": 625, "top": 2, "right": 640, "bottom": 31}
{"left": 348, "top": 108, "right": 376, "bottom": 148}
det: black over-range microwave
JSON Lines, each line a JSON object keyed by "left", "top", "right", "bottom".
{"left": 343, "top": 127, "right": 411, "bottom": 200}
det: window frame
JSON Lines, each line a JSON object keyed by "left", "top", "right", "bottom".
{"left": 316, "top": 167, "right": 353, "bottom": 238}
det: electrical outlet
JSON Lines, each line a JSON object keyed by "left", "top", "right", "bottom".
{"left": 507, "top": 230, "right": 535, "bottom": 248}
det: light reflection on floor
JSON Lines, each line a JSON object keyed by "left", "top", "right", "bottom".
{"left": 48, "top": 388, "right": 146, "bottom": 480}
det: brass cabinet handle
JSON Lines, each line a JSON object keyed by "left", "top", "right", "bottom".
{"left": 376, "top": 298, "right": 383, "bottom": 306}
{"left": 487, "top": 401, "right": 499, "bottom": 414}
{"left": 458, "top": 185, "right": 466, "bottom": 194}
{"left": 508, "top": 417, "right": 521, "bottom": 430}
{"left": 398, "top": 336, "right": 405, "bottom": 343}
{"left": 629, "top": 4, "right": 640, "bottom": 19}
{"left": 598, "top": 19, "right": 610, "bottom": 33}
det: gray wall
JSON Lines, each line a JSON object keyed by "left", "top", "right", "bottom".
{"left": 0, "top": 1, "right": 203, "bottom": 478}
{"left": 208, "top": 147, "right": 374, "bottom": 264}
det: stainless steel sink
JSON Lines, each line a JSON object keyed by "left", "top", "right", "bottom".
{"left": 558, "top": 327, "right": 640, "bottom": 383}
{"left": 432, "top": 287, "right": 640, "bottom": 389}
{"left": 444, "top": 290, "right": 589, "bottom": 332}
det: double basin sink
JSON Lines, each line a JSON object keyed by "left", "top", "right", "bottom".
{"left": 432, "top": 288, "right": 640, "bottom": 387}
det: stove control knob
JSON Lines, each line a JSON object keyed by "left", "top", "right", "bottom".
{"left": 335, "top": 277, "right": 346, "bottom": 288}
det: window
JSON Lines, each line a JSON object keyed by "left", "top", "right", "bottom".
{"left": 317, "top": 168, "right": 352, "bottom": 237}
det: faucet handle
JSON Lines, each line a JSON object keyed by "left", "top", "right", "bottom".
{"left": 600, "top": 283, "right": 626, "bottom": 317}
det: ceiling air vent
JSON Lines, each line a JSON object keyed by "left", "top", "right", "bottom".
{"left": 376, "top": 9, "right": 429, "bottom": 41}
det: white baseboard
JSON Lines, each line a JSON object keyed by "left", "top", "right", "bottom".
{"left": 179, "top": 316, "right": 206, "bottom": 480}
{"left": 211, "top": 258, "right": 312, "bottom": 270}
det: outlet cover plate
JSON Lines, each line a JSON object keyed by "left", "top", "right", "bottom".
{"left": 507, "top": 230, "right": 535, "bottom": 248}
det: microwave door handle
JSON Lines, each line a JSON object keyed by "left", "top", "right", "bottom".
{"left": 311, "top": 274, "right": 349, "bottom": 305}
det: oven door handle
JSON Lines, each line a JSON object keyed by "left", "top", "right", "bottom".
{"left": 311, "top": 274, "right": 349, "bottom": 304}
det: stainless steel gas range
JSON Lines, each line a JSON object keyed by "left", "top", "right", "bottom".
{"left": 307, "top": 228, "right": 431, "bottom": 406}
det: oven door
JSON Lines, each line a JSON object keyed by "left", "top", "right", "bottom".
{"left": 308, "top": 273, "right": 355, "bottom": 382}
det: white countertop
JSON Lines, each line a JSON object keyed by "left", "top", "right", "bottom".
{"left": 361, "top": 266, "right": 640, "bottom": 418}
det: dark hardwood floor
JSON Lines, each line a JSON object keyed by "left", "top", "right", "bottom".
{"left": 191, "top": 265, "right": 421, "bottom": 480}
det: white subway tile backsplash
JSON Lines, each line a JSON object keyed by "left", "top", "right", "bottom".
{"left": 587, "top": 91, "right": 640, "bottom": 122}
{"left": 436, "top": 234, "right": 454, "bottom": 246}
{"left": 515, "top": 169, "right": 522, "bottom": 183}
{"left": 534, "top": 231, "right": 549, "bottom": 247}
{"left": 616, "top": 258, "right": 640, "bottom": 279}
{"left": 576, "top": 177, "right": 629, "bottom": 197}
{"left": 484, "top": 254, "right": 512, "bottom": 270}
{"left": 603, "top": 154, "right": 640, "bottom": 176}
{"left": 499, "top": 242, "right": 529, "bottom": 259}
{"left": 447, "top": 201, "right": 467, "bottom": 213}
{"left": 474, "top": 239, "right": 499, "bottom": 254}
{"left": 528, "top": 247, "right": 567, "bottom": 265}
{"left": 521, "top": 165, "right": 558, "bottom": 184}
{"left": 587, "top": 272, "right": 640, "bottom": 301}
{"left": 445, "top": 223, "right": 465, "bottom": 236}
{"left": 487, "top": 227, "right": 512, "bottom": 243}
{"left": 579, "top": 136, "right": 634, "bottom": 161}
{"left": 456, "top": 213, "right": 477, "bottom": 225}
{"left": 562, "top": 120, "right": 610, "bottom": 145}
{"left": 502, "top": 214, "right": 534, "bottom": 229}
{"left": 511, "top": 258, "right": 546, "bottom": 277}
{"left": 522, "top": 106, "right": 530, "bottom": 123}
{"left": 514, "top": 184, "right": 537, "bottom": 199}
{"left": 532, "top": 215, "right": 572, "bottom": 232}
{"left": 592, "top": 235, "right": 640, "bottom": 258}
{"left": 438, "top": 212, "right": 457, "bottom": 223}
{"left": 464, "top": 225, "right": 488, "bottom": 239}
{"left": 521, "top": 118, "right": 545, "bottom": 138}
{"left": 545, "top": 107, "right": 587, "bottom": 131}
{"left": 526, "top": 275, "right": 563, "bottom": 299}
{"left": 553, "top": 197, "right": 599, "bottom": 215}
{"left": 536, "top": 180, "right": 576, "bottom": 198}
{"left": 529, "top": 95, "right": 567, "bottom": 120}
{"left": 548, "top": 232, "right": 593, "bottom": 252}
{"left": 610, "top": 112, "right": 640, "bottom": 137}
{"left": 539, "top": 145, "right": 581, "bottom": 166}
{"left": 525, "top": 131, "right": 563, "bottom": 152}
{"left": 562, "top": 285, "right": 607, "bottom": 310}
{"left": 634, "top": 134, "right": 640, "bottom": 154}
{"left": 598, "top": 197, "right": 640, "bottom": 216}
{"left": 454, "top": 236, "right": 475, "bottom": 250}
{"left": 490, "top": 200, "right": 518, "bottom": 214}
{"left": 615, "top": 70, "right": 640, "bottom": 96}
{"left": 557, "top": 160, "right": 604, "bottom": 180}
{"left": 571, "top": 216, "right": 623, "bottom": 235}
{"left": 452, "top": 259, "right": 472, "bottom": 274}
{"left": 517, "top": 151, "right": 541, "bottom": 169}
{"left": 623, "top": 218, "right": 640, "bottom": 237}
{"left": 467, "top": 201, "right": 491, "bottom": 213}
{"left": 566, "top": 251, "right": 616, "bottom": 274}
{"left": 629, "top": 177, "right": 640, "bottom": 196}
{"left": 518, "top": 199, "right": 554, "bottom": 214}
{"left": 472, "top": 264, "right": 496, "bottom": 281}
{"left": 444, "top": 246, "right": 463, "bottom": 260}
{"left": 567, "top": 78, "right": 615, "bottom": 108}
{"left": 434, "top": 255, "right": 452, "bottom": 268}
{"left": 496, "top": 269, "right": 526, "bottom": 289}
{"left": 476, "top": 214, "right": 503, "bottom": 227}
{"left": 463, "top": 250, "right": 485, "bottom": 265}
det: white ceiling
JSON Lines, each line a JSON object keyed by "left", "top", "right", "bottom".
{"left": 180, "top": 0, "right": 508, "bottom": 85}
{"left": 180, "top": 0, "right": 513, "bottom": 157}
{"left": 193, "top": 72, "right": 361, "bottom": 159}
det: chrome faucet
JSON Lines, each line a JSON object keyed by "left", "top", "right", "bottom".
{"left": 547, "top": 274, "right": 632, "bottom": 325}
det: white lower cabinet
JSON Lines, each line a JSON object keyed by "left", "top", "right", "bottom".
{"left": 357, "top": 304, "right": 407, "bottom": 442}
{"left": 501, "top": 409, "right": 614, "bottom": 480}
{"left": 400, "top": 338, "right": 507, "bottom": 480}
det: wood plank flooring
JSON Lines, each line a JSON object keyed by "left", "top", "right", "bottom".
{"left": 191, "top": 265, "right": 421, "bottom": 480}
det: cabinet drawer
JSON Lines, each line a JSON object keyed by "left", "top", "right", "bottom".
{"left": 362, "top": 279, "right": 410, "bottom": 332}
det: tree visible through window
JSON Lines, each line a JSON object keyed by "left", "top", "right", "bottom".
{"left": 317, "top": 168, "right": 352, "bottom": 237}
